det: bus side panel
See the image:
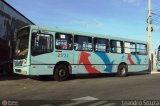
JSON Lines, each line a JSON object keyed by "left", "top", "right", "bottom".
{"left": 72, "top": 50, "right": 149, "bottom": 74}
{"left": 30, "top": 49, "right": 74, "bottom": 75}
{"left": 127, "top": 54, "right": 149, "bottom": 72}
{"left": 30, "top": 52, "right": 55, "bottom": 75}
{"left": 107, "top": 53, "right": 149, "bottom": 73}
{"left": 73, "top": 51, "right": 114, "bottom": 74}
{"left": 73, "top": 51, "right": 92, "bottom": 74}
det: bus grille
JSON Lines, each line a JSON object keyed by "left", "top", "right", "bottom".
{"left": 15, "top": 60, "right": 23, "bottom": 66}
{"left": 15, "top": 69, "right": 21, "bottom": 73}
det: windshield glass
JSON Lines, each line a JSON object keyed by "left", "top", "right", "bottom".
{"left": 157, "top": 50, "right": 160, "bottom": 61}
{"left": 15, "top": 27, "right": 30, "bottom": 59}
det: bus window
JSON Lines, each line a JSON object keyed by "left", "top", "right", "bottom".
{"left": 124, "top": 42, "right": 136, "bottom": 54}
{"left": 74, "top": 35, "right": 93, "bottom": 51}
{"left": 94, "top": 38, "right": 109, "bottom": 52}
{"left": 31, "top": 33, "right": 53, "bottom": 56}
{"left": 130, "top": 43, "right": 136, "bottom": 54}
{"left": 136, "top": 44, "right": 147, "bottom": 55}
{"left": 110, "top": 40, "right": 123, "bottom": 53}
{"left": 55, "top": 33, "right": 73, "bottom": 50}
{"left": 124, "top": 42, "right": 130, "bottom": 54}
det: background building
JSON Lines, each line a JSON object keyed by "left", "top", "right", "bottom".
{"left": 0, "top": 0, "right": 34, "bottom": 74}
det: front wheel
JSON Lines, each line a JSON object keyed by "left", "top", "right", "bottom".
{"left": 117, "top": 64, "right": 128, "bottom": 77}
{"left": 54, "top": 64, "right": 70, "bottom": 81}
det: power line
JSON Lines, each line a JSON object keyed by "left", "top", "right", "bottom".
{"left": 146, "top": 2, "right": 160, "bottom": 33}
{"left": 152, "top": 12, "right": 160, "bottom": 17}
{"left": 152, "top": 8, "right": 160, "bottom": 11}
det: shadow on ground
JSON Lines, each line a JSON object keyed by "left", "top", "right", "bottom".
{"left": 0, "top": 72, "right": 150, "bottom": 81}
{"left": 73, "top": 73, "right": 116, "bottom": 79}
{"left": 127, "top": 71, "right": 150, "bottom": 76}
{"left": 33, "top": 72, "right": 151, "bottom": 81}
{"left": 0, "top": 73, "right": 28, "bottom": 81}
{"left": 29, "top": 73, "right": 117, "bottom": 82}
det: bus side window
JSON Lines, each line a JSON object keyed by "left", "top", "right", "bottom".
{"left": 39, "top": 37, "right": 47, "bottom": 49}
{"left": 124, "top": 42, "right": 130, "bottom": 54}
{"left": 74, "top": 35, "right": 79, "bottom": 50}
{"left": 130, "top": 43, "right": 136, "bottom": 54}
{"left": 74, "top": 35, "right": 93, "bottom": 51}
{"left": 136, "top": 43, "right": 147, "bottom": 55}
{"left": 124, "top": 42, "right": 136, "bottom": 54}
{"left": 94, "top": 38, "right": 109, "bottom": 53}
{"left": 55, "top": 33, "right": 73, "bottom": 50}
{"left": 31, "top": 33, "right": 53, "bottom": 56}
{"left": 110, "top": 40, "right": 123, "bottom": 53}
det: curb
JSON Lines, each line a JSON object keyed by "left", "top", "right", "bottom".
{"left": 151, "top": 71, "right": 160, "bottom": 74}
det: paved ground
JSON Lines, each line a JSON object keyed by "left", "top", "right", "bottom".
{"left": 0, "top": 73, "right": 160, "bottom": 105}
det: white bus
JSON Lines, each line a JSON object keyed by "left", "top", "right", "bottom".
{"left": 13, "top": 25, "right": 149, "bottom": 81}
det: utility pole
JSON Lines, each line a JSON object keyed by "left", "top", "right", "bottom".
{"left": 148, "top": 0, "right": 152, "bottom": 71}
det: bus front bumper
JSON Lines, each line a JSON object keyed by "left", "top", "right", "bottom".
{"left": 14, "top": 66, "right": 29, "bottom": 75}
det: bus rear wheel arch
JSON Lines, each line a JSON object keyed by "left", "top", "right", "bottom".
{"left": 117, "top": 63, "right": 128, "bottom": 77}
{"left": 54, "top": 62, "right": 71, "bottom": 81}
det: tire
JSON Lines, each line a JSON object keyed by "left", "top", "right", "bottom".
{"left": 117, "top": 64, "right": 128, "bottom": 77}
{"left": 54, "top": 64, "right": 70, "bottom": 81}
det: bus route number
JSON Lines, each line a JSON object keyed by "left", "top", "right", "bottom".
{"left": 58, "top": 53, "right": 69, "bottom": 58}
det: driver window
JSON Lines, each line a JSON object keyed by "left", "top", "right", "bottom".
{"left": 31, "top": 32, "right": 53, "bottom": 56}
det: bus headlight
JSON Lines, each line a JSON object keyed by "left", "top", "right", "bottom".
{"left": 21, "top": 70, "right": 27, "bottom": 75}
{"left": 22, "top": 59, "right": 27, "bottom": 65}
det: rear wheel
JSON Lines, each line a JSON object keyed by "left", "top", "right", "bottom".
{"left": 117, "top": 64, "right": 128, "bottom": 77}
{"left": 54, "top": 64, "right": 70, "bottom": 81}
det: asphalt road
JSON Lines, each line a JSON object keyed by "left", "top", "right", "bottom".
{"left": 0, "top": 73, "right": 160, "bottom": 105}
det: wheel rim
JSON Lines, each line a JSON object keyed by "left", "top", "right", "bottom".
{"left": 59, "top": 68, "right": 66, "bottom": 77}
{"left": 120, "top": 67, "right": 126, "bottom": 75}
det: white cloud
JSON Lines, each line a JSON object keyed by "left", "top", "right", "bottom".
{"left": 123, "top": 0, "right": 141, "bottom": 6}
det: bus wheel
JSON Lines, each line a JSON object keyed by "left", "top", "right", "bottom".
{"left": 117, "top": 64, "right": 128, "bottom": 77}
{"left": 54, "top": 64, "right": 70, "bottom": 81}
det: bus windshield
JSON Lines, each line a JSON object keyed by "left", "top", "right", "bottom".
{"left": 157, "top": 50, "right": 160, "bottom": 61}
{"left": 15, "top": 27, "right": 30, "bottom": 59}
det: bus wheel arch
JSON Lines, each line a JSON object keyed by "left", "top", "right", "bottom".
{"left": 117, "top": 62, "right": 128, "bottom": 77}
{"left": 53, "top": 61, "right": 72, "bottom": 81}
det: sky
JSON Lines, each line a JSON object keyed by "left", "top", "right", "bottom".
{"left": 5, "top": 0, "right": 160, "bottom": 52}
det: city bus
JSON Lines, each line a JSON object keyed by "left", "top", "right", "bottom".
{"left": 156, "top": 45, "right": 160, "bottom": 71}
{"left": 13, "top": 25, "right": 149, "bottom": 81}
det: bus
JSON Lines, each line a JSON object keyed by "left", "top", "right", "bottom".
{"left": 156, "top": 46, "right": 160, "bottom": 71}
{"left": 13, "top": 25, "right": 149, "bottom": 81}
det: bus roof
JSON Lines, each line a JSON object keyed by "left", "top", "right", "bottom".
{"left": 27, "top": 25, "right": 147, "bottom": 44}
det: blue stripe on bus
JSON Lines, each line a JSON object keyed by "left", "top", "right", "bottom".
{"left": 94, "top": 52, "right": 113, "bottom": 72}
{"left": 133, "top": 54, "right": 141, "bottom": 64}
